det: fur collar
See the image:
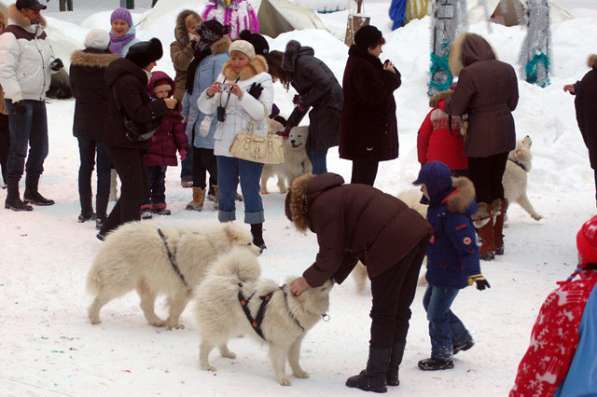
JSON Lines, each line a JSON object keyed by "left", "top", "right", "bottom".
{"left": 443, "top": 177, "right": 476, "bottom": 214}
{"left": 0, "top": 4, "right": 7, "bottom": 28}
{"left": 7, "top": 4, "right": 46, "bottom": 29}
{"left": 286, "top": 174, "right": 313, "bottom": 233}
{"left": 211, "top": 36, "right": 230, "bottom": 55}
{"left": 71, "top": 50, "right": 119, "bottom": 68}
{"left": 588, "top": 54, "right": 597, "bottom": 69}
{"left": 222, "top": 55, "right": 268, "bottom": 81}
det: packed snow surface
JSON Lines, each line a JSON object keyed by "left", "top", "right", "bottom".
{"left": 1, "top": 0, "right": 596, "bottom": 396}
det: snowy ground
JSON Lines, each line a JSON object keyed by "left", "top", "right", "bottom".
{"left": 1, "top": 1, "right": 597, "bottom": 396}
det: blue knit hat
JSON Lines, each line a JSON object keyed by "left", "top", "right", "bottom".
{"left": 413, "top": 161, "right": 453, "bottom": 201}
{"left": 111, "top": 8, "right": 133, "bottom": 27}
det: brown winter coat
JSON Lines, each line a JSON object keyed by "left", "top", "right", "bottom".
{"left": 170, "top": 10, "right": 201, "bottom": 101}
{"left": 0, "top": 5, "right": 6, "bottom": 115}
{"left": 446, "top": 33, "right": 519, "bottom": 158}
{"left": 339, "top": 45, "right": 401, "bottom": 161}
{"left": 574, "top": 55, "right": 597, "bottom": 169}
{"left": 286, "top": 173, "right": 431, "bottom": 287}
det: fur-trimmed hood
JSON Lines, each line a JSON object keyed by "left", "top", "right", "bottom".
{"left": 588, "top": 54, "right": 597, "bottom": 69}
{"left": 285, "top": 173, "right": 344, "bottom": 232}
{"left": 282, "top": 40, "right": 314, "bottom": 73}
{"left": 70, "top": 49, "right": 118, "bottom": 68}
{"left": 222, "top": 54, "right": 268, "bottom": 81}
{"left": 210, "top": 36, "right": 230, "bottom": 55}
{"left": 442, "top": 177, "right": 476, "bottom": 214}
{"left": 449, "top": 32, "right": 496, "bottom": 77}
{"left": 7, "top": 4, "right": 46, "bottom": 30}
{"left": 174, "top": 9, "right": 201, "bottom": 47}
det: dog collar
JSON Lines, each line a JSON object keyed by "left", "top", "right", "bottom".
{"left": 509, "top": 158, "right": 528, "bottom": 173}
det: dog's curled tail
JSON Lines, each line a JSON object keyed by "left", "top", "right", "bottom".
{"left": 210, "top": 247, "right": 261, "bottom": 283}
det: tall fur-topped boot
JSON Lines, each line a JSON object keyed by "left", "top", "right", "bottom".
{"left": 493, "top": 199, "right": 507, "bottom": 256}
{"left": 473, "top": 202, "right": 495, "bottom": 261}
{"left": 346, "top": 347, "right": 391, "bottom": 393}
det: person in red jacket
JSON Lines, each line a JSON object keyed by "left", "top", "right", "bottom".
{"left": 141, "top": 71, "right": 187, "bottom": 218}
{"left": 417, "top": 92, "right": 467, "bottom": 175}
{"left": 510, "top": 215, "right": 597, "bottom": 396}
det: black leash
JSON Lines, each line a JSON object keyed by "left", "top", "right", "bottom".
{"left": 509, "top": 158, "right": 528, "bottom": 173}
{"left": 157, "top": 228, "right": 190, "bottom": 290}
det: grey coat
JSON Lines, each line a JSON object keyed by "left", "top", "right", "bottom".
{"left": 283, "top": 41, "right": 343, "bottom": 152}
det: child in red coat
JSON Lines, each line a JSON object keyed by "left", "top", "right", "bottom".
{"left": 417, "top": 92, "right": 468, "bottom": 175}
{"left": 510, "top": 215, "right": 597, "bottom": 396}
{"left": 141, "top": 71, "right": 188, "bottom": 218}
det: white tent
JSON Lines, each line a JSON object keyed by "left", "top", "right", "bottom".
{"left": 467, "top": 0, "right": 574, "bottom": 24}
{"left": 258, "top": 0, "right": 328, "bottom": 38}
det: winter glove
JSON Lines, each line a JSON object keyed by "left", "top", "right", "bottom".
{"left": 468, "top": 274, "right": 491, "bottom": 291}
{"left": 429, "top": 89, "right": 454, "bottom": 108}
{"left": 50, "top": 58, "right": 64, "bottom": 72}
{"left": 269, "top": 103, "right": 281, "bottom": 118}
{"left": 247, "top": 83, "right": 263, "bottom": 100}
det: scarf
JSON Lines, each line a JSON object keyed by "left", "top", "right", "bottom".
{"left": 109, "top": 30, "right": 136, "bottom": 57}
{"left": 185, "top": 43, "right": 213, "bottom": 95}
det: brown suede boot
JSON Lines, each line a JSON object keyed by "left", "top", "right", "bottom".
{"left": 473, "top": 202, "right": 495, "bottom": 261}
{"left": 185, "top": 187, "right": 205, "bottom": 211}
{"left": 493, "top": 199, "right": 507, "bottom": 256}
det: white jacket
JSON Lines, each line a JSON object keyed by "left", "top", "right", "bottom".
{"left": 0, "top": 5, "right": 54, "bottom": 102}
{"left": 197, "top": 56, "right": 273, "bottom": 158}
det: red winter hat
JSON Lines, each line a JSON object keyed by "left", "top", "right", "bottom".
{"left": 577, "top": 215, "right": 597, "bottom": 267}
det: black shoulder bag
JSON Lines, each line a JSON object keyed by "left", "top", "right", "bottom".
{"left": 112, "top": 85, "right": 161, "bottom": 143}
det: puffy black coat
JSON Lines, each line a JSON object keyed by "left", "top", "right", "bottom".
{"left": 103, "top": 58, "right": 167, "bottom": 149}
{"left": 339, "top": 46, "right": 401, "bottom": 161}
{"left": 69, "top": 49, "right": 119, "bottom": 141}
{"left": 284, "top": 41, "right": 343, "bottom": 152}
{"left": 574, "top": 59, "right": 597, "bottom": 169}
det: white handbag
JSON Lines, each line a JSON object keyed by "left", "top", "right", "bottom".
{"left": 229, "top": 121, "right": 285, "bottom": 164}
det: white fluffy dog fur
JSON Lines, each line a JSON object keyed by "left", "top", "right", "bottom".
{"left": 195, "top": 248, "right": 332, "bottom": 386}
{"left": 352, "top": 188, "right": 430, "bottom": 292}
{"left": 261, "top": 124, "right": 312, "bottom": 194}
{"left": 87, "top": 222, "right": 260, "bottom": 329}
{"left": 503, "top": 135, "right": 543, "bottom": 221}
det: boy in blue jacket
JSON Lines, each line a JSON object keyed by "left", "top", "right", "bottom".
{"left": 414, "top": 161, "right": 490, "bottom": 370}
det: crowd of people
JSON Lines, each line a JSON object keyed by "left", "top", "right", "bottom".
{"left": 0, "top": 0, "right": 596, "bottom": 395}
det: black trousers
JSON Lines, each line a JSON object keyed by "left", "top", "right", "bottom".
{"left": 594, "top": 169, "right": 597, "bottom": 208}
{"left": 369, "top": 239, "right": 428, "bottom": 348}
{"left": 101, "top": 147, "right": 146, "bottom": 235}
{"left": 468, "top": 152, "right": 509, "bottom": 203}
{"left": 192, "top": 147, "right": 217, "bottom": 190}
{"left": 144, "top": 165, "right": 167, "bottom": 205}
{"left": 351, "top": 159, "right": 379, "bottom": 186}
{"left": 0, "top": 113, "right": 8, "bottom": 185}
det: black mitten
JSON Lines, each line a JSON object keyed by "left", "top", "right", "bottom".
{"left": 247, "top": 83, "right": 263, "bottom": 99}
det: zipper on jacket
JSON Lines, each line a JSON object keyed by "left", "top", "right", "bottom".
{"left": 35, "top": 30, "right": 47, "bottom": 100}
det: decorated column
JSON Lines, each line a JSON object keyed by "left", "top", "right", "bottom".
{"left": 428, "top": 0, "right": 468, "bottom": 96}
{"left": 519, "top": 0, "right": 551, "bottom": 87}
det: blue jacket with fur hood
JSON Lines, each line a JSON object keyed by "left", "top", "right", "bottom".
{"left": 422, "top": 164, "right": 481, "bottom": 289}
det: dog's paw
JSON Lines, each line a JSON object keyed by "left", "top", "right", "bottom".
{"left": 278, "top": 377, "right": 292, "bottom": 386}
{"left": 166, "top": 322, "right": 185, "bottom": 330}
{"left": 200, "top": 363, "right": 217, "bottom": 372}
{"left": 221, "top": 351, "right": 236, "bottom": 359}
{"left": 293, "top": 369, "right": 309, "bottom": 379}
{"left": 149, "top": 319, "right": 166, "bottom": 327}
{"left": 532, "top": 214, "right": 543, "bottom": 221}
{"left": 89, "top": 317, "right": 101, "bottom": 325}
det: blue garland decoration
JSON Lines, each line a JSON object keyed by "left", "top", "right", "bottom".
{"left": 389, "top": 0, "right": 408, "bottom": 30}
{"left": 525, "top": 52, "right": 550, "bottom": 88}
{"left": 428, "top": 45, "right": 453, "bottom": 95}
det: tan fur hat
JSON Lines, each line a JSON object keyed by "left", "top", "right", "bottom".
{"left": 588, "top": 54, "right": 597, "bottom": 69}
{"left": 229, "top": 39, "right": 256, "bottom": 60}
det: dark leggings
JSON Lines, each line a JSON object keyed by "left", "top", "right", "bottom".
{"left": 467, "top": 152, "right": 509, "bottom": 203}
{"left": 192, "top": 147, "right": 217, "bottom": 189}
{"left": 0, "top": 113, "right": 8, "bottom": 185}
{"left": 351, "top": 159, "right": 379, "bottom": 186}
{"left": 369, "top": 239, "right": 428, "bottom": 348}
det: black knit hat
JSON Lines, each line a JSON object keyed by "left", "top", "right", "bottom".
{"left": 198, "top": 19, "right": 229, "bottom": 46}
{"left": 126, "top": 38, "right": 163, "bottom": 69}
{"left": 354, "top": 25, "right": 385, "bottom": 50}
{"left": 239, "top": 30, "right": 269, "bottom": 56}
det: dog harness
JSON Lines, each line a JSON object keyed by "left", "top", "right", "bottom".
{"left": 509, "top": 158, "right": 528, "bottom": 172}
{"left": 237, "top": 283, "right": 306, "bottom": 341}
{"left": 157, "top": 228, "right": 190, "bottom": 290}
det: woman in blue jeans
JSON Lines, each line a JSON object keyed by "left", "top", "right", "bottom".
{"left": 69, "top": 30, "right": 119, "bottom": 228}
{"left": 413, "top": 161, "right": 490, "bottom": 370}
{"left": 198, "top": 40, "right": 273, "bottom": 249}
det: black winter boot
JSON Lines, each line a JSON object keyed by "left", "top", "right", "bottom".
{"left": 24, "top": 174, "right": 54, "bottom": 206}
{"left": 386, "top": 341, "right": 406, "bottom": 386}
{"left": 251, "top": 223, "right": 266, "bottom": 251}
{"left": 346, "top": 347, "right": 391, "bottom": 393}
{"left": 418, "top": 357, "right": 454, "bottom": 371}
{"left": 5, "top": 177, "right": 33, "bottom": 211}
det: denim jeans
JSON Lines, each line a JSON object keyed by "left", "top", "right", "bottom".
{"left": 5, "top": 100, "right": 48, "bottom": 180}
{"left": 423, "top": 285, "right": 472, "bottom": 360}
{"left": 77, "top": 137, "right": 111, "bottom": 218}
{"left": 144, "top": 165, "right": 167, "bottom": 205}
{"left": 308, "top": 148, "right": 328, "bottom": 175}
{"left": 216, "top": 156, "right": 264, "bottom": 224}
{"left": 180, "top": 143, "right": 193, "bottom": 180}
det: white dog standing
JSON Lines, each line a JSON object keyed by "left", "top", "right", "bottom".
{"left": 86, "top": 222, "right": 260, "bottom": 329}
{"left": 195, "top": 248, "right": 332, "bottom": 386}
